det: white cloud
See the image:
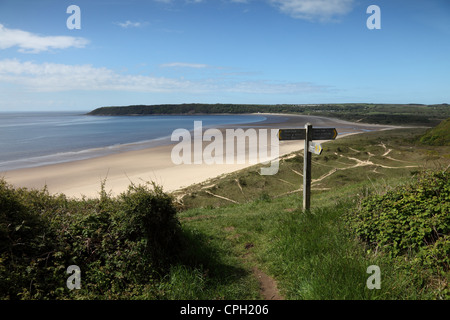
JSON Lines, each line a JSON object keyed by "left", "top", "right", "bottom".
{"left": 227, "top": 80, "right": 328, "bottom": 94}
{"left": 0, "top": 59, "right": 192, "bottom": 93}
{"left": 160, "top": 62, "right": 210, "bottom": 69}
{"left": 115, "top": 21, "right": 144, "bottom": 28}
{"left": 0, "top": 59, "right": 330, "bottom": 95}
{"left": 0, "top": 24, "right": 89, "bottom": 53}
{"left": 269, "top": 0, "right": 355, "bottom": 22}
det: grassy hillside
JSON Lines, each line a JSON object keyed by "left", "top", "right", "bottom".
{"left": 173, "top": 127, "right": 449, "bottom": 300}
{"left": 1, "top": 127, "right": 449, "bottom": 300}
{"left": 174, "top": 127, "right": 450, "bottom": 209}
{"left": 419, "top": 118, "right": 450, "bottom": 146}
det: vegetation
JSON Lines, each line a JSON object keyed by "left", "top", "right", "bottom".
{"left": 1, "top": 125, "right": 449, "bottom": 300}
{"left": 349, "top": 170, "right": 449, "bottom": 297}
{"left": 0, "top": 182, "right": 184, "bottom": 299}
{"left": 173, "top": 127, "right": 449, "bottom": 299}
{"left": 87, "top": 103, "right": 450, "bottom": 126}
{"left": 350, "top": 170, "right": 449, "bottom": 259}
{"left": 418, "top": 117, "right": 450, "bottom": 146}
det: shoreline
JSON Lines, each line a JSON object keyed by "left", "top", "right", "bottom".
{"left": 1, "top": 114, "right": 397, "bottom": 199}
{"left": 0, "top": 113, "right": 268, "bottom": 172}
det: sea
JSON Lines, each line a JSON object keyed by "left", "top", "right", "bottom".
{"left": 0, "top": 112, "right": 267, "bottom": 171}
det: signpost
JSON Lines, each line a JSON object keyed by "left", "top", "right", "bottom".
{"left": 278, "top": 124, "right": 337, "bottom": 211}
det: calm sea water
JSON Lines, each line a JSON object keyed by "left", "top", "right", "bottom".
{"left": 0, "top": 112, "right": 266, "bottom": 171}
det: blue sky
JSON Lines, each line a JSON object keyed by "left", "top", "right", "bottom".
{"left": 0, "top": 0, "right": 449, "bottom": 111}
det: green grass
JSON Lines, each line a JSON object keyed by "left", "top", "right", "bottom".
{"left": 1, "top": 126, "right": 449, "bottom": 300}
{"left": 171, "top": 127, "right": 449, "bottom": 300}
{"left": 419, "top": 118, "right": 450, "bottom": 146}
{"left": 176, "top": 182, "right": 447, "bottom": 300}
{"left": 174, "top": 127, "right": 450, "bottom": 210}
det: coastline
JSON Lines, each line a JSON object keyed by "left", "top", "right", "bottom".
{"left": 0, "top": 114, "right": 396, "bottom": 199}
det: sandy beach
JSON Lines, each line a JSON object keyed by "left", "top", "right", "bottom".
{"left": 1, "top": 114, "right": 395, "bottom": 198}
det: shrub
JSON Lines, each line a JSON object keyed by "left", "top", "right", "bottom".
{"left": 118, "top": 183, "right": 182, "bottom": 266}
{"left": 349, "top": 170, "right": 449, "bottom": 266}
{"left": 0, "top": 179, "right": 182, "bottom": 299}
{"left": 415, "top": 235, "right": 450, "bottom": 275}
{"left": 0, "top": 181, "right": 66, "bottom": 299}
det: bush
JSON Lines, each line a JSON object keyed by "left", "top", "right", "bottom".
{"left": 118, "top": 183, "right": 182, "bottom": 266}
{"left": 415, "top": 235, "right": 450, "bottom": 275}
{"left": 0, "top": 181, "right": 70, "bottom": 299}
{"left": 347, "top": 170, "right": 449, "bottom": 298}
{"left": 349, "top": 170, "right": 449, "bottom": 266}
{"left": 0, "top": 180, "right": 182, "bottom": 299}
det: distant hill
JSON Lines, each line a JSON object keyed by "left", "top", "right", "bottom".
{"left": 87, "top": 103, "right": 307, "bottom": 115}
{"left": 419, "top": 118, "right": 450, "bottom": 146}
{"left": 87, "top": 103, "right": 450, "bottom": 126}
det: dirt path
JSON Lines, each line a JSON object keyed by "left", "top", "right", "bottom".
{"left": 252, "top": 267, "right": 284, "bottom": 300}
{"left": 240, "top": 240, "right": 285, "bottom": 300}
{"left": 310, "top": 145, "right": 420, "bottom": 185}
{"left": 203, "top": 190, "right": 239, "bottom": 204}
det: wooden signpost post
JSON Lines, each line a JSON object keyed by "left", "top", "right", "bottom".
{"left": 278, "top": 123, "right": 337, "bottom": 211}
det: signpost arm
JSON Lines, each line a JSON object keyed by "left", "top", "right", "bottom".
{"left": 303, "top": 123, "right": 312, "bottom": 211}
